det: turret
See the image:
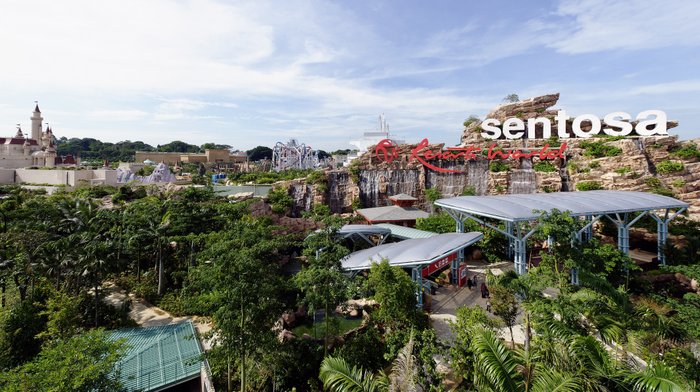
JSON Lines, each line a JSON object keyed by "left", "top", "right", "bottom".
{"left": 31, "top": 102, "right": 43, "bottom": 141}
{"left": 23, "top": 137, "right": 31, "bottom": 156}
{"left": 45, "top": 141, "right": 56, "bottom": 167}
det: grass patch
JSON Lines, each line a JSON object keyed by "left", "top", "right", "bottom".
{"left": 576, "top": 181, "right": 603, "bottom": 191}
{"left": 292, "top": 316, "right": 363, "bottom": 338}
{"left": 533, "top": 161, "right": 556, "bottom": 172}
{"left": 656, "top": 160, "right": 684, "bottom": 174}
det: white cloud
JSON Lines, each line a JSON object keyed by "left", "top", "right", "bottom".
{"left": 550, "top": 0, "right": 700, "bottom": 54}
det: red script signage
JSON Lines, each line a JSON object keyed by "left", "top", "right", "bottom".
{"left": 375, "top": 138, "right": 567, "bottom": 174}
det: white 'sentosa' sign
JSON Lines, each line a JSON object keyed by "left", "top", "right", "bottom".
{"left": 480, "top": 110, "right": 668, "bottom": 140}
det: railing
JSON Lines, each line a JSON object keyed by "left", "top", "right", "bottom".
{"left": 200, "top": 360, "right": 216, "bottom": 392}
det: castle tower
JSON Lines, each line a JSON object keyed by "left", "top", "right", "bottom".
{"left": 31, "top": 102, "right": 43, "bottom": 141}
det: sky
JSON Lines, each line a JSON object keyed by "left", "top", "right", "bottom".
{"left": 0, "top": 0, "right": 699, "bottom": 151}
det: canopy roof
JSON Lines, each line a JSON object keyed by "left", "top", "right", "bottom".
{"left": 389, "top": 193, "right": 418, "bottom": 201}
{"left": 341, "top": 232, "right": 483, "bottom": 271}
{"left": 338, "top": 224, "right": 392, "bottom": 237}
{"left": 435, "top": 190, "right": 688, "bottom": 222}
{"left": 110, "top": 321, "right": 202, "bottom": 392}
{"left": 375, "top": 223, "right": 437, "bottom": 240}
{"left": 356, "top": 206, "right": 429, "bottom": 222}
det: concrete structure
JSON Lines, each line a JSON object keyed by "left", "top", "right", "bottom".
{"left": 356, "top": 193, "right": 429, "bottom": 226}
{"left": 135, "top": 149, "right": 246, "bottom": 165}
{"left": 0, "top": 168, "right": 118, "bottom": 186}
{"left": 1, "top": 104, "right": 77, "bottom": 169}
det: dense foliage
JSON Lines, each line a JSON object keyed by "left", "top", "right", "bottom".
{"left": 0, "top": 181, "right": 697, "bottom": 391}
{"left": 55, "top": 137, "right": 231, "bottom": 163}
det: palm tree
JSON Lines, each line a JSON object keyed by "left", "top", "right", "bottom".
{"left": 389, "top": 333, "right": 421, "bottom": 392}
{"left": 319, "top": 357, "right": 387, "bottom": 392}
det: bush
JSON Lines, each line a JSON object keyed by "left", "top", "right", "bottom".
{"left": 615, "top": 166, "right": 631, "bottom": 174}
{"left": 268, "top": 188, "right": 294, "bottom": 214}
{"left": 588, "top": 161, "right": 600, "bottom": 169}
{"left": 576, "top": 181, "right": 603, "bottom": 191}
{"left": 462, "top": 185, "right": 476, "bottom": 196}
{"left": 425, "top": 188, "right": 441, "bottom": 203}
{"left": 489, "top": 161, "right": 510, "bottom": 172}
{"left": 579, "top": 140, "right": 622, "bottom": 158}
{"left": 463, "top": 115, "right": 479, "bottom": 128}
{"left": 671, "top": 143, "right": 700, "bottom": 159}
{"left": 656, "top": 160, "right": 684, "bottom": 174}
{"left": 671, "top": 179, "right": 686, "bottom": 188}
{"left": 644, "top": 177, "right": 676, "bottom": 197}
{"left": 533, "top": 161, "right": 556, "bottom": 172}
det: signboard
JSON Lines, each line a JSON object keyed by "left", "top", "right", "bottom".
{"left": 422, "top": 253, "right": 456, "bottom": 278}
{"left": 375, "top": 138, "right": 566, "bottom": 173}
{"left": 458, "top": 263, "right": 469, "bottom": 287}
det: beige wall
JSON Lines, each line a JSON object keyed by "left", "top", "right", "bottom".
{"left": 135, "top": 149, "right": 243, "bottom": 164}
{"left": 135, "top": 152, "right": 182, "bottom": 165}
{"left": 3, "top": 169, "right": 120, "bottom": 186}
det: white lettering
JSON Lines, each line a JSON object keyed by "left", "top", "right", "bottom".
{"left": 573, "top": 114, "right": 601, "bottom": 138}
{"left": 635, "top": 110, "right": 668, "bottom": 136}
{"left": 557, "top": 109, "right": 569, "bottom": 138}
{"left": 503, "top": 118, "right": 525, "bottom": 139}
{"left": 480, "top": 118, "right": 502, "bottom": 139}
{"left": 603, "top": 112, "right": 633, "bottom": 136}
{"left": 480, "top": 110, "right": 669, "bottom": 140}
{"left": 527, "top": 117, "right": 552, "bottom": 139}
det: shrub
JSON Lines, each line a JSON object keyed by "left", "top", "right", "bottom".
{"left": 425, "top": 188, "right": 441, "bottom": 203}
{"left": 644, "top": 177, "right": 676, "bottom": 197}
{"left": 463, "top": 115, "right": 479, "bottom": 128}
{"left": 462, "top": 186, "right": 476, "bottom": 196}
{"left": 588, "top": 161, "right": 601, "bottom": 169}
{"left": 614, "top": 166, "right": 631, "bottom": 174}
{"left": 268, "top": 187, "right": 294, "bottom": 214}
{"left": 671, "top": 143, "right": 700, "bottom": 159}
{"left": 567, "top": 162, "right": 580, "bottom": 174}
{"left": 645, "top": 177, "right": 663, "bottom": 188}
{"left": 489, "top": 161, "right": 510, "bottom": 173}
{"left": 533, "top": 161, "right": 556, "bottom": 172}
{"left": 576, "top": 181, "right": 603, "bottom": 191}
{"left": 579, "top": 140, "right": 622, "bottom": 158}
{"left": 672, "top": 179, "right": 686, "bottom": 188}
{"left": 656, "top": 160, "right": 684, "bottom": 174}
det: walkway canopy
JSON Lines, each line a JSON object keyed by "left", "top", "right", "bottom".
{"left": 336, "top": 224, "right": 391, "bottom": 246}
{"left": 435, "top": 190, "right": 688, "bottom": 277}
{"left": 375, "top": 223, "right": 438, "bottom": 240}
{"left": 341, "top": 232, "right": 483, "bottom": 271}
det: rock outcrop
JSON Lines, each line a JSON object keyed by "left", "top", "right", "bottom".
{"left": 273, "top": 93, "right": 699, "bottom": 221}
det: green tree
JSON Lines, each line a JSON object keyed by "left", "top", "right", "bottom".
{"left": 0, "top": 329, "right": 125, "bottom": 392}
{"left": 294, "top": 228, "right": 350, "bottom": 356}
{"left": 367, "top": 260, "right": 418, "bottom": 328}
{"left": 502, "top": 93, "right": 519, "bottom": 103}
{"left": 490, "top": 285, "right": 519, "bottom": 347}
{"left": 246, "top": 146, "right": 273, "bottom": 161}
{"left": 191, "top": 222, "right": 288, "bottom": 392}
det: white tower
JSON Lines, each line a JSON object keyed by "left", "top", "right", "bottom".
{"left": 31, "top": 102, "right": 43, "bottom": 141}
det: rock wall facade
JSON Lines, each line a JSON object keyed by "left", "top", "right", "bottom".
{"left": 275, "top": 93, "right": 700, "bottom": 220}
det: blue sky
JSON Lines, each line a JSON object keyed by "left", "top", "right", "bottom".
{"left": 0, "top": 0, "right": 698, "bottom": 151}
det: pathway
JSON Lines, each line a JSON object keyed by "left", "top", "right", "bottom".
{"left": 428, "top": 262, "right": 526, "bottom": 345}
{"left": 103, "top": 283, "right": 214, "bottom": 350}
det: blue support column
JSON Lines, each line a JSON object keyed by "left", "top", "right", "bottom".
{"left": 585, "top": 215, "right": 593, "bottom": 241}
{"left": 617, "top": 213, "right": 630, "bottom": 255}
{"left": 650, "top": 209, "right": 684, "bottom": 266}
{"left": 513, "top": 239, "right": 527, "bottom": 275}
{"left": 657, "top": 219, "right": 668, "bottom": 265}
{"left": 453, "top": 220, "right": 464, "bottom": 283}
{"left": 412, "top": 267, "right": 423, "bottom": 308}
{"left": 505, "top": 221, "right": 514, "bottom": 258}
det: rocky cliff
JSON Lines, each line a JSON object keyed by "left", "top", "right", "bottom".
{"left": 277, "top": 93, "right": 700, "bottom": 221}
